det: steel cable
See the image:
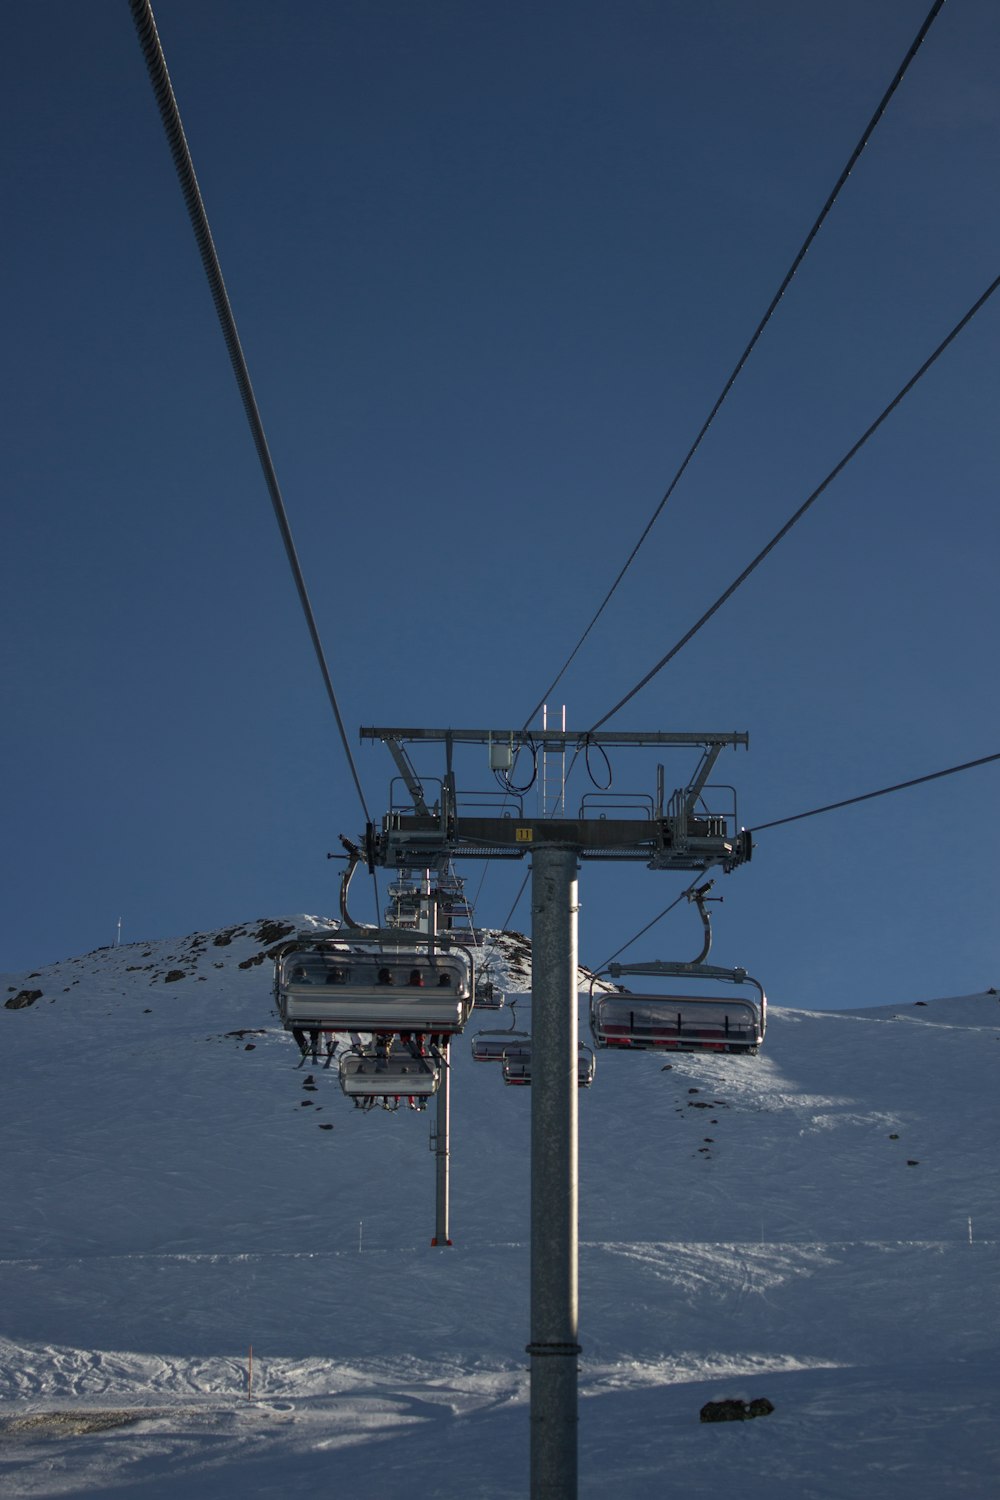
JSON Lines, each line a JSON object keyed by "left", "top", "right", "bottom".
{"left": 523, "top": 0, "right": 948, "bottom": 728}
{"left": 598, "top": 749, "right": 1000, "bottom": 971}
{"left": 595, "top": 874, "right": 707, "bottom": 972}
{"left": 590, "top": 269, "right": 1000, "bottom": 730}
{"left": 752, "top": 751, "right": 1000, "bottom": 832}
{"left": 128, "top": 0, "right": 371, "bottom": 825}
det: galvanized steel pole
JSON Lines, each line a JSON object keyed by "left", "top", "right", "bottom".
{"left": 432, "top": 1040, "right": 452, "bottom": 1246}
{"left": 529, "top": 844, "right": 581, "bottom": 1498}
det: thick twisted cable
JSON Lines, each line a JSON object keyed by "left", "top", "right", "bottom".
{"left": 523, "top": 0, "right": 948, "bottom": 729}
{"left": 594, "top": 875, "right": 704, "bottom": 973}
{"left": 591, "top": 269, "right": 1000, "bottom": 731}
{"left": 128, "top": 0, "right": 371, "bottom": 823}
{"left": 753, "top": 751, "right": 1000, "bottom": 832}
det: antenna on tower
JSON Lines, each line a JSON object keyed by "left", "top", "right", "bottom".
{"left": 540, "top": 705, "right": 567, "bottom": 818}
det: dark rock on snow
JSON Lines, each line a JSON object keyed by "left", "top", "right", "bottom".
{"left": 5, "top": 989, "right": 43, "bottom": 1010}
{"left": 700, "top": 1397, "right": 775, "bottom": 1423}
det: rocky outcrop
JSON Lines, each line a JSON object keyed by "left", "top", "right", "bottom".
{"left": 4, "top": 989, "right": 43, "bottom": 1010}
{"left": 700, "top": 1397, "right": 775, "bottom": 1422}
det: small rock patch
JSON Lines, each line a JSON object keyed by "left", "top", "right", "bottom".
{"left": 1, "top": 1409, "right": 153, "bottom": 1437}
{"left": 701, "top": 1397, "right": 774, "bottom": 1423}
{"left": 5, "top": 989, "right": 43, "bottom": 1010}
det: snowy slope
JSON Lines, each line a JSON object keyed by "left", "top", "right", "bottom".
{"left": 1, "top": 919, "right": 998, "bottom": 1498}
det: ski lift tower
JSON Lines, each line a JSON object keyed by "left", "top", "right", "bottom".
{"left": 360, "top": 724, "right": 752, "bottom": 1500}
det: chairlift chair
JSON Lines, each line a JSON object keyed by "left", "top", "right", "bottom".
{"left": 275, "top": 934, "right": 474, "bottom": 1038}
{"left": 471, "top": 1003, "right": 529, "bottom": 1062}
{"left": 590, "top": 962, "right": 766, "bottom": 1055}
{"left": 472, "top": 1030, "right": 528, "bottom": 1062}
{"left": 339, "top": 1042, "right": 441, "bottom": 1101}
{"left": 501, "top": 1043, "right": 533, "bottom": 1086}
{"left": 474, "top": 976, "right": 506, "bottom": 1011}
{"left": 500, "top": 1041, "right": 596, "bottom": 1089}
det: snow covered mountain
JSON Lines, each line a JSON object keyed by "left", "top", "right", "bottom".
{"left": 1, "top": 918, "right": 998, "bottom": 1498}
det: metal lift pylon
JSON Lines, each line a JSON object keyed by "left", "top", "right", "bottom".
{"left": 342, "top": 839, "right": 456, "bottom": 1247}
{"left": 528, "top": 842, "right": 580, "bottom": 1497}
{"left": 358, "top": 724, "right": 753, "bottom": 1500}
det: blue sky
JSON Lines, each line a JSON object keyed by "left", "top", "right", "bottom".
{"left": 2, "top": 0, "right": 997, "bottom": 1007}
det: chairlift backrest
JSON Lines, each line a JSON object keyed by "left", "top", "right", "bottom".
{"left": 474, "top": 978, "right": 506, "bottom": 1011}
{"left": 500, "top": 1041, "right": 595, "bottom": 1089}
{"left": 339, "top": 1046, "right": 440, "bottom": 1099}
{"left": 591, "top": 960, "right": 764, "bottom": 1055}
{"left": 276, "top": 944, "right": 474, "bottom": 1034}
{"left": 471, "top": 1025, "right": 529, "bottom": 1062}
{"left": 280, "top": 949, "right": 470, "bottom": 994}
{"left": 501, "top": 1046, "right": 532, "bottom": 1086}
{"left": 591, "top": 984, "right": 763, "bottom": 1054}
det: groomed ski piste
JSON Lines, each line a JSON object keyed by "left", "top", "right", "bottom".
{"left": 1, "top": 916, "right": 998, "bottom": 1498}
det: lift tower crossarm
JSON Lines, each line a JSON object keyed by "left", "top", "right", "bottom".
{"left": 363, "top": 726, "right": 752, "bottom": 873}
{"left": 361, "top": 727, "right": 749, "bottom": 750}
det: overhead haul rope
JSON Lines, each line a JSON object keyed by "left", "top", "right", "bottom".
{"left": 752, "top": 751, "right": 1000, "bottom": 832}
{"left": 590, "top": 269, "right": 1000, "bottom": 731}
{"left": 477, "top": 870, "right": 532, "bottom": 978}
{"left": 128, "top": 0, "right": 372, "bottom": 829}
{"left": 597, "top": 750, "right": 1000, "bottom": 968}
{"left": 595, "top": 873, "right": 708, "bottom": 972}
{"left": 523, "top": 0, "right": 948, "bottom": 728}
